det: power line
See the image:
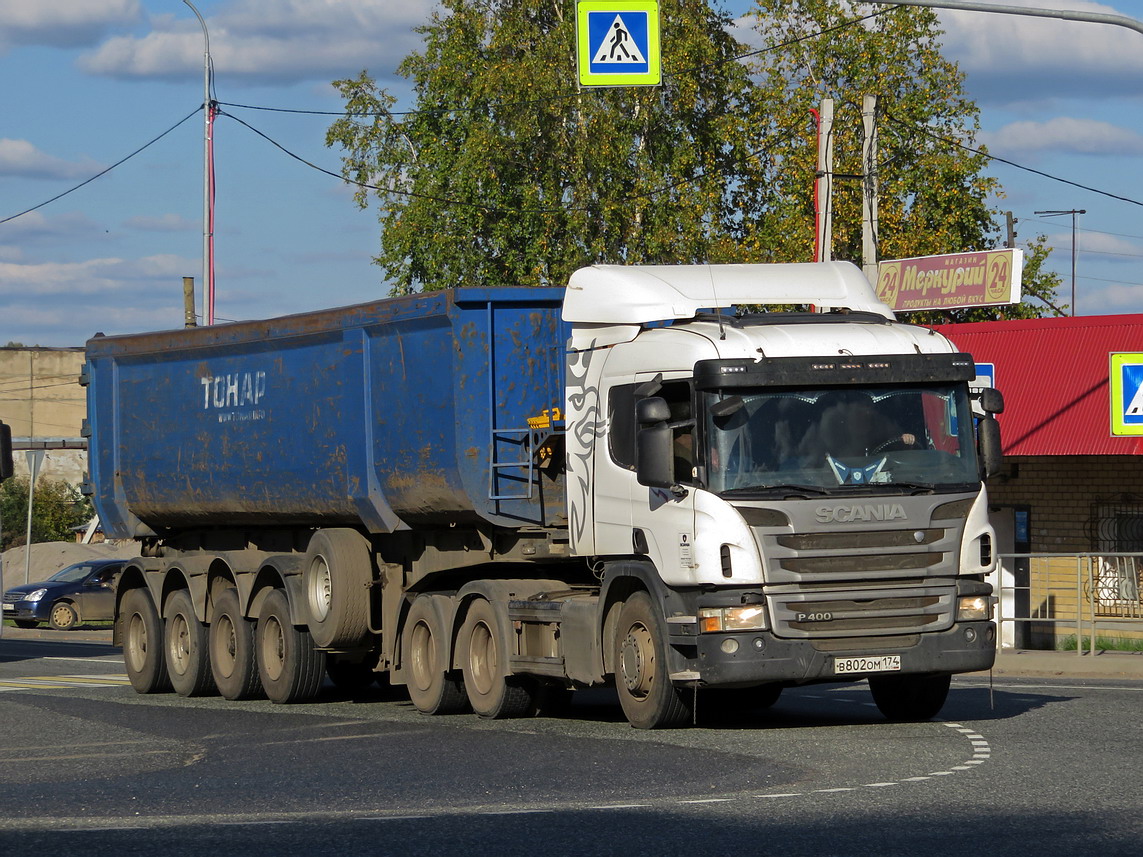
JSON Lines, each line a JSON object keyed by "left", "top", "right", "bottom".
{"left": 0, "top": 106, "right": 202, "bottom": 226}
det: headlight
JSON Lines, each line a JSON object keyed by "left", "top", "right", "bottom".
{"left": 21, "top": 588, "right": 49, "bottom": 603}
{"left": 957, "top": 595, "right": 993, "bottom": 622}
{"left": 698, "top": 605, "right": 768, "bottom": 633}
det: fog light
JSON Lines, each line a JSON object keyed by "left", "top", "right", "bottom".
{"left": 752, "top": 637, "right": 765, "bottom": 651}
{"left": 964, "top": 627, "right": 977, "bottom": 643}
{"left": 721, "top": 638, "right": 740, "bottom": 654}
{"left": 957, "top": 595, "right": 993, "bottom": 622}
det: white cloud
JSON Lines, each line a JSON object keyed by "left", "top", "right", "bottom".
{"left": 0, "top": 0, "right": 140, "bottom": 51}
{"left": 125, "top": 213, "right": 198, "bottom": 232}
{"left": 0, "top": 211, "right": 104, "bottom": 243}
{"left": 982, "top": 117, "right": 1143, "bottom": 156}
{"left": 0, "top": 139, "right": 105, "bottom": 180}
{"left": 0, "top": 254, "right": 190, "bottom": 297}
{"left": 938, "top": 0, "right": 1143, "bottom": 104}
{"left": 79, "top": 0, "right": 436, "bottom": 84}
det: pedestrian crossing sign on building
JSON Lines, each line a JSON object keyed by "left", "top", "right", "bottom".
{"left": 576, "top": 1, "right": 661, "bottom": 87}
{"left": 1110, "top": 353, "right": 1143, "bottom": 436}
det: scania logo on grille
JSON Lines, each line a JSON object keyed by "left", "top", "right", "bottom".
{"left": 815, "top": 503, "right": 907, "bottom": 524}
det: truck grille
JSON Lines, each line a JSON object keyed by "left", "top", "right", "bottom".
{"left": 747, "top": 507, "right": 966, "bottom": 639}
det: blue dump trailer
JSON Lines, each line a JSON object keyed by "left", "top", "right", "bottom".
{"left": 86, "top": 264, "right": 1003, "bottom": 727}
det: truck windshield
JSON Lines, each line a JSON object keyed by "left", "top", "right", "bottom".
{"left": 702, "top": 384, "right": 980, "bottom": 496}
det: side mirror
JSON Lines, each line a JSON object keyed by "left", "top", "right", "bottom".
{"left": 635, "top": 397, "right": 675, "bottom": 490}
{"left": 0, "top": 421, "right": 12, "bottom": 483}
{"left": 978, "top": 414, "right": 1003, "bottom": 479}
{"left": 978, "top": 387, "right": 1004, "bottom": 415}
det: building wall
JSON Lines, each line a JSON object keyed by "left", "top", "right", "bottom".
{"left": 987, "top": 455, "right": 1143, "bottom": 552}
{"left": 0, "top": 347, "right": 87, "bottom": 484}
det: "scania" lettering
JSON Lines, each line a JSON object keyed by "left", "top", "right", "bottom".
{"left": 815, "top": 503, "right": 907, "bottom": 524}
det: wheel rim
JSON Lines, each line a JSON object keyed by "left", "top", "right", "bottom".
{"left": 126, "top": 612, "right": 148, "bottom": 672}
{"left": 214, "top": 615, "right": 237, "bottom": 679}
{"left": 308, "top": 556, "right": 332, "bottom": 622}
{"left": 260, "top": 615, "right": 286, "bottom": 682}
{"left": 619, "top": 621, "right": 654, "bottom": 699}
{"left": 168, "top": 613, "right": 192, "bottom": 676}
{"left": 467, "top": 620, "right": 496, "bottom": 697}
{"left": 409, "top": 620, "right": 435, "bottom": 693}
{"left": 51, "top": 604, "right": 75, "bottom": 628}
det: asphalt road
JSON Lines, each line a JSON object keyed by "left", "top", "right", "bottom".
{"left": 1, "top": 634, "right": 1141, "bottom": 856}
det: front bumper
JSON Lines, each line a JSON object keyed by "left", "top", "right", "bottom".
{"left": 1, "top": 601, "right": 48, "bottom": 622}
{"left": 683, "top": 621, "right": 996, "bottom": 687}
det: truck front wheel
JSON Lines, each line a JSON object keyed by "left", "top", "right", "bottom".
{"left": 402, "top": 596, "right": 467, "bottom": 715}
{"left": 209, "top": 588, "right": 263, "bottom": 700}
{"left": 613, "top": 591, "right": 691, "bottom": 729}
{"left": 256, "top": 589, "right": 325, "bottom": 704}
{"left": 868, "top": 673, "right": 952, "bottom": 722}
{"left": 121, "top": 588, "right": 171, "bottom": 694}
{"left": 164, "top": 589, "right": 217, "bottom": 697}
{"left": 460, "top": 598, "right": 534, "bottom": 719}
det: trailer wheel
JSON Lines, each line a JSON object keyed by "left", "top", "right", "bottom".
{"left": 121, "top": 587, "right": 172, "bottom": 694}
{"left": 303, "top": 528, "right": 372, "bottom": 648}
{"left": 460, "top": 599, "right": 534, "bottom": 719}
{"left": 868, "top": 673, "right": 951, "bottom": 722}
{"left": 402, "top": 596, "right": 467, "bottom": 715}
{"left": 49, "top": 601, "right": 79, "bottom": 631}
{"left": 613, "top": 591, "right": 691, "bottom": 729}
{"left": 164, "top": 589, "right": 217, "bottom": 697}
{"left": 209, "top": 588, "right": 263, "bottom": 700}
{"left": 256, "top": 589, "right": 326, "bottom": 704}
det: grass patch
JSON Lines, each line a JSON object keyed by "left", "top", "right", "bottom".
{"left": 1055, "top": 634, "right": 1143, "bottom": 652}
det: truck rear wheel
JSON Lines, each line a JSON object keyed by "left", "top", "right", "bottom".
{"left": 403, "top": 596, "right": 467, "bottom": 715}
{"left": 121, "top": 587, "right": 172, "bottom": 694}
{"left": 868, "top": 673, "right": 952, "bottom": 722}
{"left": 209, "top": 588, "right": 263, "bottom": 700}
{"left": 459, "top": 598, "right": 534, "bottom": 719}
{"left": 164, "top": 589, "right": 217, "bottom": 697}
{"left": 256, "top": 589, "right": 325, "bottom": 704}
{"left": 614, "top": 591, "right": 691, "bottom": 729}
{"left": 303, "top": 528, "right": 372, "bottom": 649}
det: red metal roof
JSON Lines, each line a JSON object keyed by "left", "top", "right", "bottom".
{"left": 933, "top": 314, "right": 1143, "bottom": 456}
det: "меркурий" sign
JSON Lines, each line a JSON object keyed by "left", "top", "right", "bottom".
{"left": 875, "top": 248, "right": 1023, "bottom": 313}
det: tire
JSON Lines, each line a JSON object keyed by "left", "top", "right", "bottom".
{"left": 121, "top": 588, "right": 172, "bottom": 694}
{"left": 164, "top": 589, "right": 217, "bottom": 697}
{"left": 402, "top": 595, "right": 467, "bottom": 715}
{"left": 613, "top": 591, "right": 691, "bottom": 729}
{"left": 303, "top": 528, "right": 373, "bottom": 648}
{"left": 459, "top": 599, "right": 534, "bottom": 719}
{"left": 209, "top": 588, "right": 263, "bottom": 700}
{"left": 13, "top": 619, "right": 39, "bottom": 629}
{"left": 869, "top": 673, "right": 952, "bottom": 722}
{"left": 49, "top": 601, "right": 79, "bottom": 631}
{"left": 256, "top": 589, "right": 325, "bottom": 704}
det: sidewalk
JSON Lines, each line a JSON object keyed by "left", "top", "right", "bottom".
{"left": 974, "top": 647, "right": 1143, "bottom": 681}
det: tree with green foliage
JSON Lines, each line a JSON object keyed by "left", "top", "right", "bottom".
{"left": 326, "top": 0, "right": 1061, "bottom": 320}
{"left": 0, "top": 477, "right": 93, "bottom": 551}
{"left": 327, "top": 0, "right": 760, "bottom": 292}
{"left": 742, "top": 0, "right": 1061, "bottom": 320}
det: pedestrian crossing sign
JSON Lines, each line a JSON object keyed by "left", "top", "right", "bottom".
{"left": 576, "top": 1, "right": 661, "bottom": 87}
{"left": 1110, "top": 353, "right": 1143, "bottom": 436}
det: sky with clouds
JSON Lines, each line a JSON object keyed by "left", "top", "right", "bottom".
{"left": 2, "top": 0, "right": 1143, "bottom": 346}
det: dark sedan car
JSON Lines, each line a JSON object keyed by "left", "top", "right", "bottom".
{"left": 2, "top": 559, "right": 124, "bottom": 630}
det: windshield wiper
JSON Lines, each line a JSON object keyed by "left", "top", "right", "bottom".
{"left": 721, "top": 484, "right": 833, "bottom": 499}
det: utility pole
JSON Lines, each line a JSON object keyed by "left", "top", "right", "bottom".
{"left": 183, "top": 0, "right": 215, "bottom": 326}
{"left": 814, "top": 98, "right": 834, "bottom": 264}
{"left": 1005, "top": 211, "right": 1018, "bottom": 249}
{"left": 1035, "top": 208, "right": 1085, "bottom": 315}
{"left": 861, "top": 95, "right": 879, "bottom": 284}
